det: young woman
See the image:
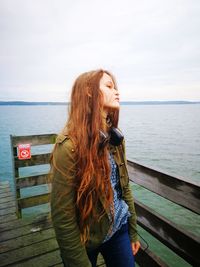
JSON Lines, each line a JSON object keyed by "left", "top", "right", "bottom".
{"left": 51, "top": 69, "right": 140, "bottom": 267}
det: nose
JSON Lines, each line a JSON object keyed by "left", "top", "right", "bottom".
{"left": 114, "top": 89, "right": 119, "bottom": 96}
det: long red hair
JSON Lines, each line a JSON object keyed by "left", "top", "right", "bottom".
{"left": 63, "top": 69, "right": 119, "bottom": 242}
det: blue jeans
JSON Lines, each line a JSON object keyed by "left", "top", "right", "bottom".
{"left": 87, "top": 223, "right": 135, "bottom": 267}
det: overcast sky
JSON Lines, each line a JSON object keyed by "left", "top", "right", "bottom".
{"left": 0, "top": 0, "right": 200, "bottom": 101}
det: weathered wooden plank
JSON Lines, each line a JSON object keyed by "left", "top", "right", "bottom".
{"left": 0, "top": 196, "right": 14, "bottom": 204}
{"left": 0, "top": 192, "right": 13, "bottom": 199}
{"left": 16, "top": 174, "right": 49, "bottom": 188}
{"left": 0, "top": 187, "right": 10, "bottom": 192}
{"left": 0, "top": 188, "right": 11, "bottom": 194}
{"left": 0, "top": 200, "right": 15, "bottom": 209}
{"left": 0, "top": 217, "right": 52, "bottom": 242}
{"left": 0, "top": 217, "right": 51, "bottom": 242}
{"left": 0, "top": 215, "right": 17, "bottom": 224}
{"left": 0, "top": 228, "right": 55, "bottom": 253}
{"left": 0, "top": 213, "right": 50, "bottom": 232}
{"left": 0, "top": 182, "right": 10, "bottom": 187}
{"left": 18, "top": 193, "right": 50, "bottom": 209}
{"left": 128, "top": 160, "right": 200, "bottom": 214}
{"left": 135, "top": 242, "right": 169, "bottom": 267}
{"left": 135, "top": 199, "right": 200, "bottom": 266}
{"left": 0, "top": 238, "right": 59, "bottom": 266}
{"left": 0, "top": 206, "right": 16, "bottom": 216}
{"left": 0, "top": 181, "right": 9, "bottom": 188}
{"left": 6, "top": 249, "right": 62, "bottom": 267}
{"left": 14, "top": 153, "right": 51, "bottom": 168}
{"left": 11, "top": 133, "right": 57, "bottom": 147}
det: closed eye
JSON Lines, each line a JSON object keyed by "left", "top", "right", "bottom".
{"left": 106, "top": 82, "right": 114, "bottom": 89}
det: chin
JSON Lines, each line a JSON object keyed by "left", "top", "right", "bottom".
{"left": 110, "top": 105, "right": 120, "bottom": 110}
{"left": 104, "top": 104, "right": 120, "bottom": 112}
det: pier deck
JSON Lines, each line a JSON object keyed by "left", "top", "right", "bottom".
{"left": 0, "top": 181, "right": 105, "bottom": 267}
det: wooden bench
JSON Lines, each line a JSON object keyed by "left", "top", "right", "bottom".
{"left": 9, "top": 133, "right": 200, "bottom": 266}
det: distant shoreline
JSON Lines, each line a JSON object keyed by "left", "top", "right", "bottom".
{"left": 0, "top": 100, "right": 200, "bottom": 106}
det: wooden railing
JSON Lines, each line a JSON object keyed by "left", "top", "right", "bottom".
{"left": 10, "top": 133, "right": 200, "bottom": 267}
{"left": 128, "top": 161, "right": 200, "bottom": 266}
{"left": 10, "top": 134, "right": 56, "bottom": 216}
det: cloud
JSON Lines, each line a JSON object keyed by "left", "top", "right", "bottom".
{"left": 0, "top": 0, "right": 200, "bottom": 101}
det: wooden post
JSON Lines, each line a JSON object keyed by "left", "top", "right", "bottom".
{"left": 10, "top": 135, "right": 21, "bottom": 218}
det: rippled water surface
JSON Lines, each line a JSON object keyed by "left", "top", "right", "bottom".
{"left": 0, "top": 104, "right": 200, "bottom": 183}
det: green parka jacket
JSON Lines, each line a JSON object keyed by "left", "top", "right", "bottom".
{"left": 51, "top": 134, "right": 138, "bottom": 267}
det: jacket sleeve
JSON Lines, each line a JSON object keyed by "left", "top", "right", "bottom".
{"left": 121, "top": 140, "right": 139, "bottom": 243}
{"left": 50, "top": 139, "right": 91, "bottom": 267}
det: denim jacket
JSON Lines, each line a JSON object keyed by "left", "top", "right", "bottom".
{"left": 51, "top": 134, "right": 138, "bottom": 267}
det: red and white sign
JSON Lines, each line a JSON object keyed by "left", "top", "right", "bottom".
{"left": 18, "top": 144, "right": 31, "bottom": 160}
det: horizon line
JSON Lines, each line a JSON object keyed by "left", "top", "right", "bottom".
{"left": 0, "top": 100, "right": 200, "bottom": 102}
{"left": 0, "top": 100, "right": 200, "bottom": 106}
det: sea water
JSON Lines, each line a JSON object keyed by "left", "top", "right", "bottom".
{"left": 0, "top": 104, "right": 200, "bottom": 183}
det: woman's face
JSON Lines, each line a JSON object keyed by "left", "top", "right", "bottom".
{"left": 99, "top": 73, "right": 120, "bottom": 110}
